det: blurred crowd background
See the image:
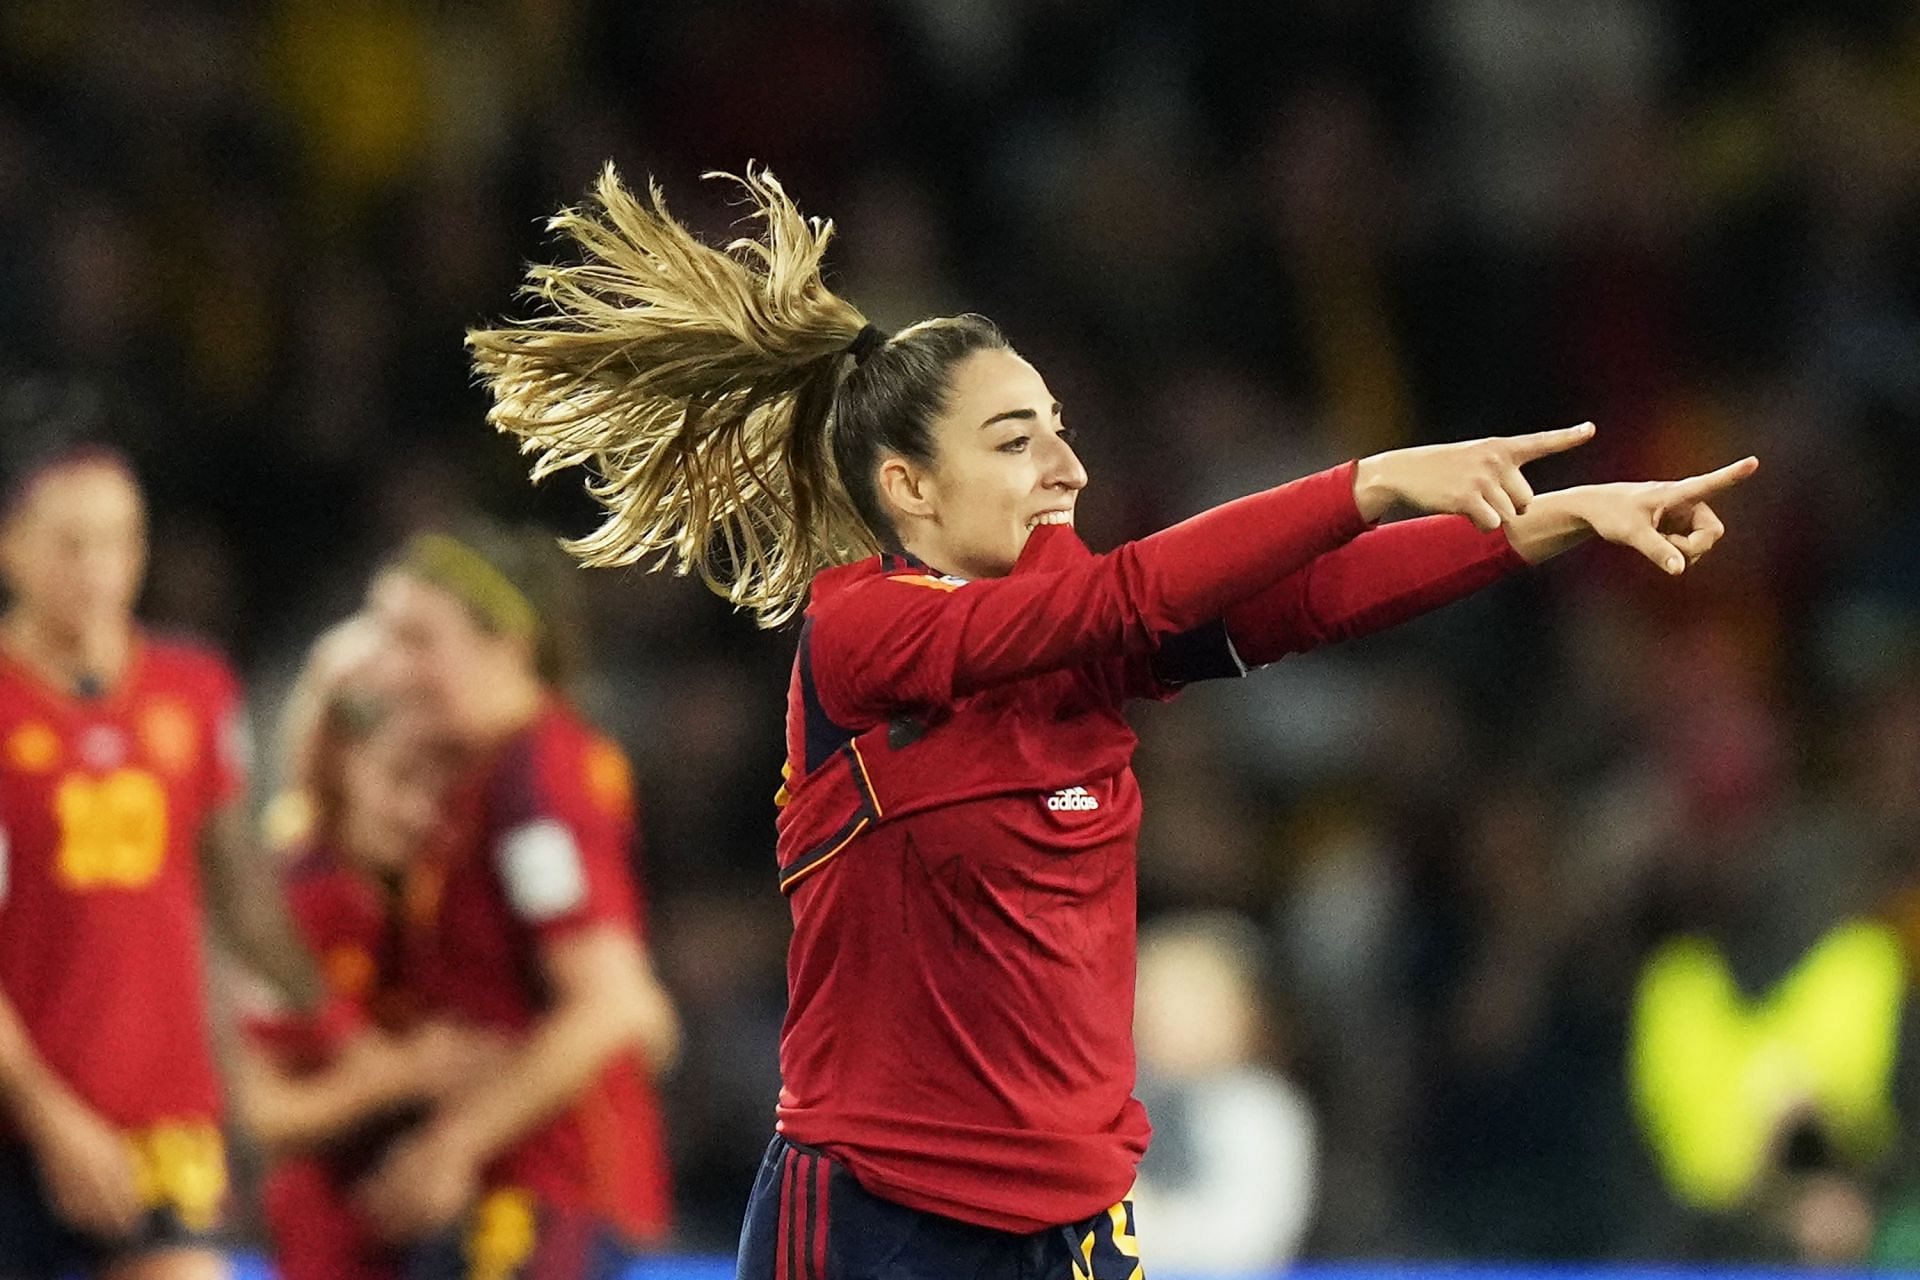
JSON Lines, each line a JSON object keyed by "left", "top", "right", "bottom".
{"left": 2, "top": 0, "right": 1919, "bottom": 1269}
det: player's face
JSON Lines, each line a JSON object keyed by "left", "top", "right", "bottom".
{"left": 340, "top": 709, "right": 453, "bottom": 875}
{"left": 0, "top": 461, "right": 147, "bottom": 637}
{"left": 366, "top": 570, "right": 530, "bottom": 739}
{"left": 900, "top": 348, "right": 1086, "bottom": 580}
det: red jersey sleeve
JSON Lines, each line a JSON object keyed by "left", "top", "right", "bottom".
{"left": 1105, "top": 516, "right": 1526, "bottom": 698}
{"left": 809, "top": 461, "right": 1370, "bottom": 724}
{"left": 488, "top": 719, "right": 644, "bottom": 945}
{"left": 1220, "top": 514, "right": 1528, "bottom": 667}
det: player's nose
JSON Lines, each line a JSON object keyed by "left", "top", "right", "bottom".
{"left": 1043, "top": 435, "right": 1087, "bottom": 493}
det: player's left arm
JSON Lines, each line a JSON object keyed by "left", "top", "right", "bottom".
{"left": 199, "top": 798, "right": 322, "bottom": 1012}
{"left": 1497, "top": 456, "right": 1757, "bottom": 572}
{"left": 1156, "top": 453, "right": 1759, "bottom": 680}
{"left": 193, "top": 661, "right": 322, "bottom": 1010}
{"left": 1209, "top": 513, "right": 1523, "bottom": 670}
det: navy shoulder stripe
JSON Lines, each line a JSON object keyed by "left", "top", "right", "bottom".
{"left": 796, "top": 620, "right": 859, "bottom": 775}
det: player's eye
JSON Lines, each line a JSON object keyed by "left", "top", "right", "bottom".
{"left": 1057, "top": 424, "right": 1078, "bottom": 445}
{"left": 997, "top": 435, "right": 1031, "bottom": 454}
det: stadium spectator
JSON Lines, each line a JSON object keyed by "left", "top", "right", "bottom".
{"left": 1132, "top": 913, "right": 1319, "bottom": 1271}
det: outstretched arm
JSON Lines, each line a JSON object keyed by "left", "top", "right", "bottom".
{"left": 1500, "top": 456, "right": 1758, "bottom": 572}
{"left": 814, "top": 424, "right": 1601, "bottom": 722}
{"left": 811, "top": 462, "right": 1371, "bottom": 722}
{"left": 1211, "top": 453, "right": 1760, "bottom": 670}
{"left": 1220, "top": 515, "right": 1523, "bottom": 667}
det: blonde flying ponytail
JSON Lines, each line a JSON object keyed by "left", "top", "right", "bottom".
{"left": 468, "top": 164, "right": 878, "bottom": 627}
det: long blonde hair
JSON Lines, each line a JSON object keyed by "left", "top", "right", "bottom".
{"left": 469, "top": 165, "right": 880, "bottom": 627}
{"left": 469, "top": 165, "right": 1011, "bottom": 627}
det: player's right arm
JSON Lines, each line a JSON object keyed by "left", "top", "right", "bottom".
{"left": 812, "top": 429, "right": 1590, "bottom": 722}
{"left": 199, "top": 799, "right": 323, "bottom": 1012}
{"left": 811, "top": 462, "right": 1371, "bottom": 721}
{"left": 0, "top": 990, "right": 140, "bottom": 1239}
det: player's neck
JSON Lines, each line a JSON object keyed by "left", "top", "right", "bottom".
{"left": 0, "top": 611, "right": 134, "bottom": 699}
{"left": 898, "top": 532, "right": 957, "bottom": 578}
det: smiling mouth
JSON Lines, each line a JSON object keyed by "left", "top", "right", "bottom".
{"left": 1026, "top": 510, "right": 1074, "bottom": 529}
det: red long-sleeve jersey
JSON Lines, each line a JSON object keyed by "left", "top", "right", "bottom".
{"left": 773, "top": 461, "right": 1526, "bottom": 1232}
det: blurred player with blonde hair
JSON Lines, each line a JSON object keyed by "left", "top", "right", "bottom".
{"left": 234, "top": 617, "right": 500, "bottom": 1280}
{"left": 358, "top": 523, "right": 679, "bottom": 1278}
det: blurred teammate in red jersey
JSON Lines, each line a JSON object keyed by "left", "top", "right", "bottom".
{"left": 233, "top": 618, "right": 502, "bottom": 1280}
{"left": 0, "top": 432, "right": 316, "bottom": 1280}
{"left": 357, "top": 526, "right": 680, "bottom": 1278}
{"left": 468, "top": 167, "right": 1761, "bottom": 1279}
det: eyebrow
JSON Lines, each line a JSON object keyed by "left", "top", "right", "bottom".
{"left": 979, "top": 402, "right": 1064, "bottom": 429}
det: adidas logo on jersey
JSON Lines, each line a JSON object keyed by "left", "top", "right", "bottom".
{"left": 1045, "top": 786, "right": 1099, "bottom": 812}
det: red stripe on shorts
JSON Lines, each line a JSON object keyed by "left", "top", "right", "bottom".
{"left": 810, "top": 1153, "right": 830, "bottom": 1280}
{"left": 775, "top": 1147, "right": 797, "bottom": 1280}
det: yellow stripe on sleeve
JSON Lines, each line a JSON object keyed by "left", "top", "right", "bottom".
{"left": 778, "top": 817, "right": 868, "bottom": 892}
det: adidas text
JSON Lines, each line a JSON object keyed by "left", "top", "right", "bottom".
{"left": 1046, "top": 786, "right": 1099, "bottom": 812}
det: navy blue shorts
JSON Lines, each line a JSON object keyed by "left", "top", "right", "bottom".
{"left": 735, "top": 1135, "right": 1143, "bottom": 1280}
{"left": 0, "top": 1142, "right": 223, "bottom": 1278}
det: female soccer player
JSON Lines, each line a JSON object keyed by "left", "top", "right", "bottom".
{"left": 235, "top": 618, "right": 497, "bottom": 1280}
{"left": 357, "top": 526, "right": 680, "bottom": 1277}
{"left": 0, "top": 439, "right": 315, "bottom": 1280}
{"left": 466, "top": 166, "right": 1757, "bottom": 1280}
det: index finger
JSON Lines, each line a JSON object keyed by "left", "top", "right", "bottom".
{"left": 1504, "top": 421, "right": 1597, "bottom": 464}
{"left": 1671, "top": 456, "right": 1759, "bottom": 503}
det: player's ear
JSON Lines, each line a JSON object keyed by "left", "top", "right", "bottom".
{"left": 876, "top": 455, "right": 935, "bottom": 524}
